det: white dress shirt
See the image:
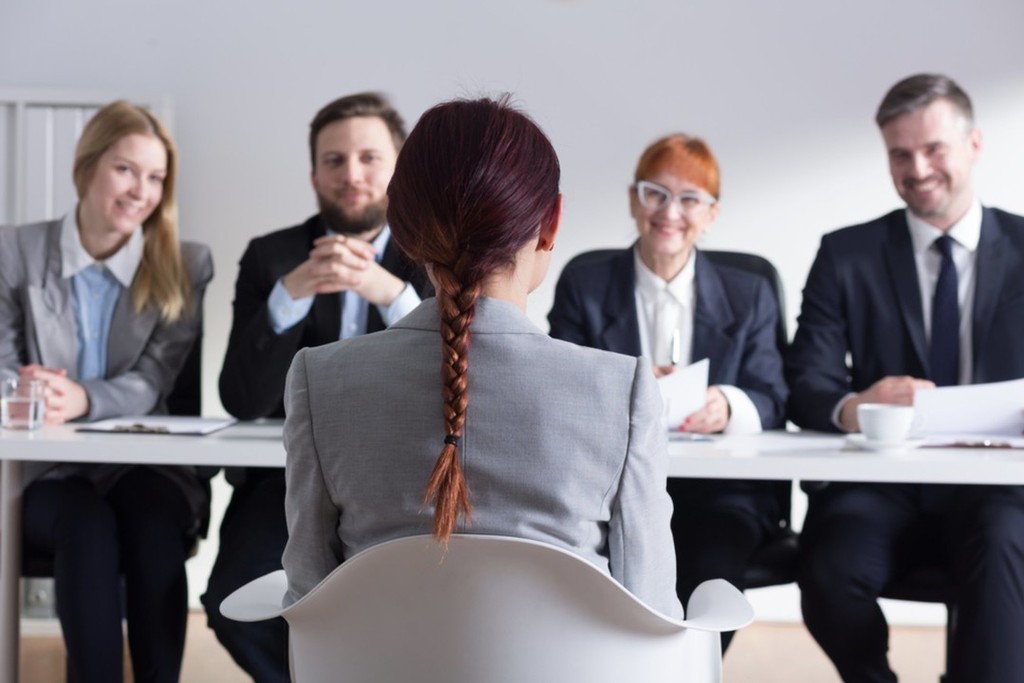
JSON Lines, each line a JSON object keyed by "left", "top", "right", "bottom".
{"left": 632, "top": 248, "right": 762, "bottom": 434}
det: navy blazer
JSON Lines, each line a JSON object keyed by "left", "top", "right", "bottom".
{"left": 548, "top": 246, "right": 787, "bottom": 429}
{"left": 786, "top": 207, "right": 1024, "bottom": 433}
{"left": 219, "top": 215, "right": 432, "bottom": 421}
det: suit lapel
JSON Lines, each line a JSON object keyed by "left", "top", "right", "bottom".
{"left": 971, "top": 208, "right": 1009, "bottom": 379}
{"left": 691, "top": 251, "right": 735, "bottom": 379}
{"left": 26, "top": 224, "right": 78, "bottom": 372}
{"left": 106, "top": 288, "right": 159, "bottom": 376}
{"left": 883, "top": 213, "right": 929, "bottom": 371}
{"left": 599, "top": 249, "right": 642, "bottom": 356}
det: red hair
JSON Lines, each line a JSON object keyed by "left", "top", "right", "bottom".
{"left": 387, "top": 97, "right": 560, "bottom": 544}
{"left": 634, "top": 133, "right": 721, "bottom": 200}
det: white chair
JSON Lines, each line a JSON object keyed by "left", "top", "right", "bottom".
{"left": 221, "top": 534, "right": 754, "bottom": 683}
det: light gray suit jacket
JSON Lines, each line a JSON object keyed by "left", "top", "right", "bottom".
{"left": 282, "top": 296, "right": 683, "bottom": 618}
{"left": 0, "top": 218, "right": 213, "bottom": 500}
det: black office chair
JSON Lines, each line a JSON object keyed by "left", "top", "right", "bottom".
{"left": 702, "top": 250, "right": 800, "bottom": 590}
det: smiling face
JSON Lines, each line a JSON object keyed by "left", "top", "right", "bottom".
{"left": 630, "top": 169, "right": 718, "bottom": 278}
{"left": 882, "top": 98, "right": 981, "bottom": 231}
{"left": 77, "top": 133, "right": 167, "bottom": 249}
{"left": 311, "top": 116, "right": 398, "bottom": 237}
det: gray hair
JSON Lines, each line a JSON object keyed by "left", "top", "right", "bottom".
{"left": 875, "top": 73, "right": 974, "bottom": 129}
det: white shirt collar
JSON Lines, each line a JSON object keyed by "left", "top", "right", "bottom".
{"left": 906, "top": 197, "right": 982, "bottom": 255}
{"left": 60, "top": 210, "right": 144, "bottom": 287}
{"left": 633, "top": 246, "right": 695, "bottom": 307}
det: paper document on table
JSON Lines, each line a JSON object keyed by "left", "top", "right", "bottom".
{"left": 913, "top": 378, "right": 1024, "bottom": 436}
{"left": 77, "top": 415, "right": 237, "bottom": 436}
{"left": 656, "top": 358, "right": 709, "bottom": 429}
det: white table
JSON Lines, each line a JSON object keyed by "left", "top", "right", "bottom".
{"left": 667, "top": 431, "right": 1024, "bottom": 485}
{"left": 4, "top": 426, "right": 1024, "bottom": 681}
{"left": 0, "top": 421, "right": 285, "bottom": 683}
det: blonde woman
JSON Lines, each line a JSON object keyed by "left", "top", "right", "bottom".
{"left": 0, "top": 100, "right": 212, "bottom": 682}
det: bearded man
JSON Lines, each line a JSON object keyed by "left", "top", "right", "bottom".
{"left": 204, "top": 92, "right": 430, "bottom": 682}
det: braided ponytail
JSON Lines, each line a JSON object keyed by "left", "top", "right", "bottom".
{"left": 387, "top": 96, "right": 561, "bottom": 547}
{"left": 422, "top": 263, "right": 479, "bottom": 542}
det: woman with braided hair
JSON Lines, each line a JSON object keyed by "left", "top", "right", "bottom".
{"left": 281, "top": 96, "right": 682, "bottom": 618}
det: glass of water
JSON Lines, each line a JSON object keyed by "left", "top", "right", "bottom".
{"left": 1, "top": 377, "right": 45, "bottom": 430}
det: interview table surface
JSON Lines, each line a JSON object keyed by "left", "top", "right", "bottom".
{"left": 4, "top": 424, "right": 1024, "bottom": 680}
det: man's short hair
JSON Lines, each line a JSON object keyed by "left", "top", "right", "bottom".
{"left": 875, "top": 73, "right": 974, "bottom": 129}
{"left": 309, "top": 92, "right": 407, "bottom": 167}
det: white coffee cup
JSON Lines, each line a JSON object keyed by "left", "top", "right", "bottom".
{"left": 857, "top": 403, "right": 916, "bottom": 443}
{"left": 1, "top": 377, "right": 45, "bottom": 431}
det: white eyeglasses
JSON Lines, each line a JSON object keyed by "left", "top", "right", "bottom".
{"left": 634, "top": 180, "right": 716, "bottom": 214}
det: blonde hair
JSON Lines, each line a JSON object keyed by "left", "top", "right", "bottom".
{"left": 73, "top": 100, "right": 192, "bottom": 322}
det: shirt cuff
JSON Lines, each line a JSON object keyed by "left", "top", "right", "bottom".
{"left": 268, "top": 279, "right": 315, "bottom": 334}
{"left": 831, "top": 393, "right": 858, "bottom": 432}
{"left": 379, "top": 283, "right": 421, "bottom": 327}
{"left": 717, "top": 385, "right": 762, "bottom": 435}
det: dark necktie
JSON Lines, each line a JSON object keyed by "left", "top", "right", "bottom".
{"left": 929, "top": 234, "right": 960, "bottom": 386}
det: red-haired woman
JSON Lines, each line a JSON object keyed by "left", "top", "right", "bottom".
{"left": 280, "top": 98, "right": 682, "bottom": 618}
{"left": 547, "top": 133, "right": 788, "bottom": 649}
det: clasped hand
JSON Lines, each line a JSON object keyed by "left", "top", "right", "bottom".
{"left": 19, "top": 364, "right": 89, "bottom": 424}
{"left": 281, "top": 234, "right": 404, "bottom": 306}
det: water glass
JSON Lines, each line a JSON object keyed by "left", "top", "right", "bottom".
{"left": 1, "top": 377, "right": 45, "bottom": 430}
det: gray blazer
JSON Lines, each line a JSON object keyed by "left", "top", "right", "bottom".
{"left": 0, "top": 218, "right": 213, "bottom": 501}
{"left": 282, "top": 296, "right": 683, "bottom": 618}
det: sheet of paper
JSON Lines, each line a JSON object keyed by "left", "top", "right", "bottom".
{"left": 912, "top": 378, "right": 1024, "bottom": 436}
{"left": 76, "top": 415, "right": 237, "bottom": 436}
{"left": 656, "top": 358, "right": 709, "bottom": 429}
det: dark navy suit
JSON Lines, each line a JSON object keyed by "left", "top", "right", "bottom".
{"left": 787, "top": 207, "right": 1024, "bottom": 683}
{"left": 548, "top": 246, "right": 787, "bottom": 646}
{"left": 205, "top": 215, "right": 430, "bottom": 682}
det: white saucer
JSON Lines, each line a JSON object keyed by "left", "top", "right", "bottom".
{"left": 845, "top": 434, "right": 927, "bottom": 453}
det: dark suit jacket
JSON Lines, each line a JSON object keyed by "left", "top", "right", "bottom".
{"left": 786, "top": 207, "right": 1024, "bottom": 432}
{"left": 548, "top": 246, "right": 787, "bottom": 428}
{"left": 547, "top": 246, "right": 788, "bottom": 521}
{"left": 219, "top": 215, "right": 431, "bottom": 423}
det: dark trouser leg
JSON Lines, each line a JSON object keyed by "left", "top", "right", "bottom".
{"left": 798, "top": 483, "right": 924, "bottom": 683}
{"left": 941, "top": 485, "right": 1024, "bottom": 683}
{"left": 671, "top": 502, "right": 764, "bottom": 652}
{"left": 106, "top": 467, "right": 194, "bottom": 683}
{"left": 23, "top": 478, "right": 124, "bottom": 682}
{"left": 201, "top": 469, "right": 290, "bottom": 683}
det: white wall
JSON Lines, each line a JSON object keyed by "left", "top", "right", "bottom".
{"left": 3, "top": 0, "right": 1023, "bottom": 620}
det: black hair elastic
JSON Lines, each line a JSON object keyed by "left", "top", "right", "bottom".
{"left": 444, "top": 434, "right": 461, "bottom": 447}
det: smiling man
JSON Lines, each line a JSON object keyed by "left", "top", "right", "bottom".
{"left": 787, "top": 74, "right": 1024, "bottom": 682}
{"left": 205, "top": 92, "right": 431, "bottom": 682}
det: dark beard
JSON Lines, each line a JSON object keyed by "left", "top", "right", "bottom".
{"left": 316, "top": 192, "right": 387, "bottom": 237}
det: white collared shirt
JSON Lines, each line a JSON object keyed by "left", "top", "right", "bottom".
{"left": 632, "top": 247, "right": 761, "bottom": 434}
{"left": 60, "top": 210, "right": 144, "bottom": 380}
{"left": 60, "top": 211, "right": 144, "bottom": 286}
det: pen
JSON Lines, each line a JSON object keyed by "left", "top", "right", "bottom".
{"left": 670, "top": 330, "right": 681, "bottom": 366}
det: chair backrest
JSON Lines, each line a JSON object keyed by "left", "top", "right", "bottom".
{"left": 702, "top": 250, "right": 792, "bottom": 532}
{"left": 701, "top": 250, "right": 788, "bottom": 353}
{"left": 222, "top": 534, "right": 753, "bottom": 683}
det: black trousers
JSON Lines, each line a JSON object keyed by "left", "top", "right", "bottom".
{"left": 23, "top": 468, "right": 193, "bottom": 683}
{"left": 668, "top": 478, "right": 774, "bottom": 652}
{"left": 799, "top": 483, "right": 1024, "bottom": 683}
{"left": 201, "top": 468, "right": 290, "bottom": 683}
